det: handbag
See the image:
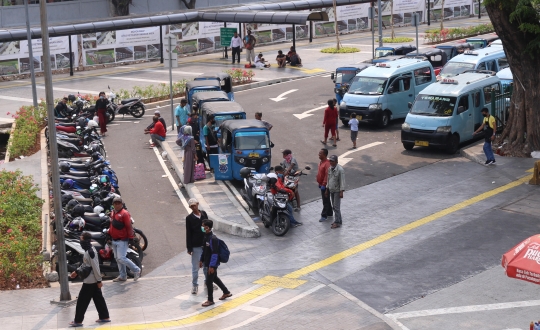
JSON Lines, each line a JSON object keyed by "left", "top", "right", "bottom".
{"left": 76, "top": 264, "right": 93, "bottom": 279}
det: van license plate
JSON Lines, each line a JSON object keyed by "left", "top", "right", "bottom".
{"left": 248, "top": 152, "right": 259, "bottom": 158}
{"left": 415, "top": 140, "right": 429, "bottom": 147}
{"left": 357, "top": 116, "right": 362, "bottom": 120}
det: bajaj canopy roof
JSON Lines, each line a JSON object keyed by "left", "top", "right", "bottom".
{"left": 186, "top": 80, "right": 221, "bottom": 90}
{"left": 221, "top": 119, "right": 268, "bottom": 132}
{"left": 201, "top": 101, "right": 244, "bottom": 114}
{"left": 195, "top": 72, "right": 231, "bottom": 81}
{"left": 192, "top": 91, "right": 229, "bottom": 104}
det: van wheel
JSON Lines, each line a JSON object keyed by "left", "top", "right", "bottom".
{"left": 378, "top": 111, "right": 390, "bottom": 128}
{"left": 446, "top": 135, "right": 460, "bottom": 154}
{"left": 403, "top": 142, "right": 414, "bottom": 150}
{"left": 341, "top": 119, "right": 349, "bottom": 126}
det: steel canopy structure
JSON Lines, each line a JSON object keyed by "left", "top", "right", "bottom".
{"left": 198, "top": 10, "right": 327, "bottom": 24}
{"left": 234, "top": 0, "right": 370, "bottom": 11}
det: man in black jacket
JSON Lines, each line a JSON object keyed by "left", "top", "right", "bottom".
{"left": 199, "top": 219, "right": 232, "bottom": 307}
{"left": 185, "top": 198, "right": 208, "bottom": 294}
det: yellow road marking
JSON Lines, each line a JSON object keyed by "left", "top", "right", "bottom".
{"left": 98, "top": 174, "right": 531, "bottom": 329}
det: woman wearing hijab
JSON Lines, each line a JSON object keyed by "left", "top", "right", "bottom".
{"left": 95, "top": 92, "right": 109, "bottom": 137}
{"left": 69, "top": 232, "right": 110, "bottom": 327}
{"left": 181, "top": 126, "right": 198, "bottom": 184}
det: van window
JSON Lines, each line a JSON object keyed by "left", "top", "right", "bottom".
{"left": 349, "top": 76, "right": 387, "bottom": 95}
{"left": 477, "top": 62, "right": 486, "bottom": 70}
{"left": 440, "top": 62, "right": 475, "bottom": 77}
{"left": 485, "top": 60, "right": 496, "bottom": 71}
{"left": 458, "top": 94, "right": 469, "bottom": 111}
{"left": 402, "top": 75, "right": 412, "bottom": 91}
{"left": 474, "top": 91, "right": 481, "bottom": 107}
{"left": 414, "top": 67, "right": 432, "bottom": 85}
{"left": 484, "top": 83, "right": 500, "bottom": 103}
{"left": 498, "top": 57, "right": 509, "bottom": 70}
{"left": 411, "top": 95, "right": 457, "bottom": 116}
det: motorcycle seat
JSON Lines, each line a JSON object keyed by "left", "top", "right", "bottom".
{"left": 60, "top": 170, "right": 89, "bottom": 177}
{"left": 88, "top": 231, "right": 105, "bottom": 240}
{"left": 121, "top": 98, "right": 138, "bottom": 105}
{"left": 58, "top": 138, "right": 81, "bottom": 145}
{"left": 82, "top": 214, "right": 104, "bottom": 224}
{"left": 57, "top": 122, "right": 77, "bottom": 127}
{"left": 60, "top": 175, "right": 93, "bottom": 186}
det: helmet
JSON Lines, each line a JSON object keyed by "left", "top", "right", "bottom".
{"left": 89, "top": 183, "right": 99, "bottom": 193}
{"left": 239, "top": 167, "right": 252, "bottom": 179}
{"left": 87, "top": 120, "right": 98, "bottom": 129}
{"left": 267, "top": 173, "right": 278, "bottom": 186}
{"left": 98, "top": 175, "right": 109, "bottom": 184}
{"left": 93, "top": 205, "right": 105, "bottom": 214}
{"left": 65, "top": 199, "right": 79, "bottom": 213}
{"left": 78, "top": 117, "right": 87, "bottom": 128}
{"left": 91, "top": 152, "right": 102, "bottom": 161}
{"left": 90, "top": 144, "right": 101, "bottom": 153}
{"left": 68, "top": 94, "right": 76, "bottom": 102}
{"left": 68, "top": 217, "right": 85, "bottom": 231}
{"left": 61, "top": 194, "right": 74, "bottom": 206}
{"left": 59, "top": 161, "right": 71, "bottom": 173}
{"left": 71, "top": 204, "right": 86, "bottom": 217}
{"left": 62, "top": 179, "right": 75, "bottom": 189}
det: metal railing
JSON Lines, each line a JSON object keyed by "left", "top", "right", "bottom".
{"left": 490, "top": 84, "right": 513, "bottom": 133}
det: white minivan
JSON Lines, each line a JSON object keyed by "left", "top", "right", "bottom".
{"left": 438, "top": 46, "right": 508, "bottom": 79}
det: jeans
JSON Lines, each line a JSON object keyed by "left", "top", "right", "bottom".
{"left": 286, "top": 202, "right": 299, "bottom": 225}
{"left": 206, "top": 268, "right": 230, "bottom": 302}
{"left": 151, "top": 134, "right": 165, "bottom": 145}
{"left": 74, "top": 283, "right": 109, "bottom": 323}
{"left": 231, "top": 47, "right": 240, "bottom": 63}
{"left": 330, "top": 192, "right": 342, "bottom": 224}
{"left": 111, "top": 240, "right": 140, "bottom": 279}
{"left": 320, "top": 187, "right": 333, "bottom": 218}
{"left": 191, "top": 247, "right": 205, "bottom": 286}
{"left": 483, "top": 141, "right": 495, "bottom": 162}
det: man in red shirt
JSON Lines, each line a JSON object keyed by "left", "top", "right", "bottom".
{"left": 321, "top": 99, "right": 338, "bottom": 147}
{"left": 268, "top": 173, "right": 302, "bottom": 227}
{"left": 317, "top": 148, "right": 332, "bottom": 222}
{"left": 144, "top": 115, "right": 166, "bottom": 148}
{"left": 109, "top": 197, "right": 141, "bottom": 282}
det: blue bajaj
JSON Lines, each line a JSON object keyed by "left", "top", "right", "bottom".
{"left": 199, "top": 101, "right": 246, "bottom": 153}
{"left": 330, "top": 65, "right": 370, "bottom": 104}
{"left": 194, "top": 73, "right": 234, "bottom": 101}
{"left": 185, "top": 80, "right": 222, "bottom": 108}
{"left": 210, "top": 119, "right": 271, "bottom": 181}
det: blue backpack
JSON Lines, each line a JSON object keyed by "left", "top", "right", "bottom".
{"left": 211, "top": 235, "right": 230, "bottom": 263}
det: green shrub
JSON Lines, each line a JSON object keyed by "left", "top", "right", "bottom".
{"left": 224, "top": 69, "right": 255, "bottom": 84}
{"left": 320, "top": 47, "right": 360, "bottom": 53}
{"left": 7, "top": 102, "right": 47, "bottom": 159}
{"left": 379, "top": 37, "right": 414, "bottom": 43}
{"left": 0, "top": 170, "right": 44, "bottom": 287}
{"left": 423, "top": 23, "right": 494, "bottom": 43}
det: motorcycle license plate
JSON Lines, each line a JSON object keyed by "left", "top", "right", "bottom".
{"left": 249, "top": 152, "right": 259, "bottom": 158}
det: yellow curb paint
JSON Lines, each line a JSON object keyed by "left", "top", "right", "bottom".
{"left": 284, "top": 175, "right": 530, "bottom": 279}
{"left": 99, "top": 174, "right": 530, "bottom": 329}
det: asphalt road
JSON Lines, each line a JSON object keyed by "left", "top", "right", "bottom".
{"left": 103, "top": 114, "right": 189, "bottom": 274}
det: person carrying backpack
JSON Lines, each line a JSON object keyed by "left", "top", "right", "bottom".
{"left": 199, "top": 219, "right": 232, "bottom": 307}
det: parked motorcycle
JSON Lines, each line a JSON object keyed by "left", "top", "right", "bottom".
{"left": 239, "top": 167, "right": 268, "bottom": 211}
{"left": 259, "top": 190, "right": 291, "bottom": 236}
{"left": 55, "top": 139, "right": 105, "bottom": 159}
{"left": 107, "top": 86, "right": 145, "bottom": 119}
{"left": 282, "top": 166, "right": 310, "bottom": 208}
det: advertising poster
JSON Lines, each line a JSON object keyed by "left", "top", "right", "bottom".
{"left": 430, "top": 0, "right": 472, "bottom": 20}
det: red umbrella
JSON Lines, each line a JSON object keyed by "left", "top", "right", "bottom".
{"left": 502, "top": 235, "right": 540, "bottom": 285}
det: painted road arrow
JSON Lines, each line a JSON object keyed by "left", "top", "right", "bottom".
{"left": 338, "top": 141, "right": 385, "bottom": 166}
{"left": 269, "top": 89, "right": 298, "bottom": 102}
{"left": 293, "top": 105, "right": 327, "bottom": 119}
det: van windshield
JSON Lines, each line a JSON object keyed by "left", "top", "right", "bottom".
{"left": 348, "top": 77, "right": 387, "bottom": 95}
{"left": 467, "top": 40, "right": 485, "bottom": 49}
{"left": 234, "top": 132, "right": 269, "bottom": 150}
{"left": 439, "top": 62, "right": 475, "bottom": 77}
{"left": 411, "top": 95, "right": 457, "bottom": 116}
{"left": 376, "top": 49, "right": 393, "bottom": 58}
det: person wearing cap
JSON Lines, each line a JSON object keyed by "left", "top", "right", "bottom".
{"left": 281, "top": 149, "right": 301, "bottom": 210}
{"left": 109, "top": 197, "right": 141, "bottom": 281}
{"left": 175, "top": 99, "right": 190, "bottom": 133}
{"left": 144, "top": 110, "right": 166, "bottom": 132}
{"left": 243, "top": 29, "right": 256, "bottom": 66}
{"left": 186, "top": 198, "right": 209, "bottom": 294}
{"left": 325, "top": 155, "right": 346, "bottom": 229}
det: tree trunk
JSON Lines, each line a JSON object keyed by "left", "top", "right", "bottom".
{"left": 333, "top": 0, "right": 341, "bottom": 50}
{"left": 485, "top": 1, "right": 540, "bottom": 156}
{"left": 180, "top": 0, "right": 196, "bottom": 9}
{"left": 111, "top": 0, "right": 130, "bottom": 16}
{"left": 440, "top": 0, "right": 445, "bottom": 30}
{"left": 391, "top": 0, "right": 395, "bottom": 39}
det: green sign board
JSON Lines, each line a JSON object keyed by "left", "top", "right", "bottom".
{"left": 220, "top": 27, "right": 238, "bottom": 47}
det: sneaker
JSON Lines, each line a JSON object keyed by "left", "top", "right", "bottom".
{"left": 112, "top": 277, "right": 127, "bottom": 282}
{"left": 319, "top": 217, "right": 327, "bottom": 222}
{"left": 484, "top": 160, "right": 490, "bottom": 165}
{"left": 191, "top": 285, "right": 198, "bottom": 295}
{"left": 490, "top": 160, "right": 496, "bottom": 165}
{"left": 149, "top": 144, "right": 156, "bottom": 148}
{"left": 133, "top": 271, "right": 141, "bottom": 282}
{"left": 487, "top": 160, "right": 495, "bottom": 165}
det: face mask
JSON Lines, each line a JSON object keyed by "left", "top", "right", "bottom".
{"left": 100, "top": 96, "right": 104, "bottom": 99}
{"left": 201, "top": 226, "right": 206, "bottom": 233}
{"left": 483, "top": 114, "right": 487, "bottom": 117}
{"left": 277, "top": 173, "right": 284, "bottom": 179}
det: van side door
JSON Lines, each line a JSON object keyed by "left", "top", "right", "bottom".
{"left": 456, "top": 93, "right": 473, "bottom": 141}
{"left": 471, "top": 89, "right": 483, "bottom": 134}
{"left": 413, "top": 66, "right": 434, "bottom": 95}
{"left": 386, "top": 73, "right": 414, "bottom": 119}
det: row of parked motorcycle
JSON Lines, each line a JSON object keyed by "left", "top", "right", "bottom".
{"left": 49, "top": 101, "right": 148, "bottom": 280}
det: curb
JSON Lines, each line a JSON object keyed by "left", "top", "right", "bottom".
{"left": 460, "top": 140, "right": 487, "bottom": 165}
{"left": 158, "top": 139, "right": 260, "bottom": 238}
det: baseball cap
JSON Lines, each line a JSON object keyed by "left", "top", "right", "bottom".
{"left": 154, "top": 110, "right": 160, "bottom": 115}
{"left": 329, "top": 155, "right": 338, "bottom": 162}
{"left": 113, "top": 197, "right": 123, "bottom": 204}
{"left": 188, "top": 198, "right": 198, "bottom": 206}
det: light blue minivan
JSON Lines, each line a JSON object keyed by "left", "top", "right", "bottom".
{"left": 339, "top": 58, "right": 436, "bottom": 128}
{"left": 401, "top": 71, "right": 502, "bottom": 153}
{"left": 438, "top": 46, "right": 507, "bottom": 79}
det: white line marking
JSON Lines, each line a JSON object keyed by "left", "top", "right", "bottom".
{"left": 321, "top": 74, "right": 332, "bottom": 77}
{"left": 98, "top": 76, "right": 169, "bottom": 84}
{"left": 152, "top": 146, "right": 190, "bottom": 212}
{"left": 107, "top": 124, "right": 120, "bottom": 126}
{"left": 234, "top": 74, "right": 327, "bottom": 94}
{"left": 293, "top": 105, "right": 327, "bottom": 119}
{"left": 221, "top": 284, "right": 325, "bottom": 330}
{"left": 30, "top": 85, "right": 101, "bottom": 95}
{"left": 240, "top": 305, "right": 270, "bottom": 313}
{"left": 269, "top": 89, "right": 298, "bottom": 102}
{"left": 0, "top": 95, "right": 33, "bottom": 102}
{"left": 386, "top": 299, "right": 540, "bottom": 320}
{"left": 143, "top": 69, "right": 203, "bottom": 75}
{"left": 223, "top": 180, "right": 255, "bottom": 216}
{"left": 339, "top": 141, "right": 385, "bottom": 166}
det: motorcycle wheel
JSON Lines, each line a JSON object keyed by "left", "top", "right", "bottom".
{"left": 106, "top": 109, "right": 115, "bottom": 123}
{"left": 130, "top": 105, "right": 145, "bottom": 118}
{"left": 99, "top": 145, "right": 107, "bottom": 159}
{"left": 129, "top": 241, "right": 144, "bottom": 263}
{"left": 126, "top": 252, "right": 142, "bottom": 278}
{"left": 271, "top": 214, "right": 290, "bottom": 236}
{"left": 134, "top": 228, "right": 148, "bottom": 251}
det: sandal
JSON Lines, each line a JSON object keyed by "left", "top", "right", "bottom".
{"left": 332, "top": 144, "right": 337, "bottom": 147}
{"left": 219, "top": 293, "right": 233, "bottom": 300}
{"left": 69, "top": 321, "right": 83, "bottom": 327}
{"left": 96, "top": 319, "right": 111, "bottom": 323}
{"left": 202, "top": 301, "right": 215, "bottom": 307}
{"left": 320, "top": 140, "right": 327, "bottom": 145}
{"left": 331, "top": 223, "right": 341, "bottom": 229}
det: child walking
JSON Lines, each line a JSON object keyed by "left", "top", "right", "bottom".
{"left": 349, "top": 113, "right": 359, "bottom": 149}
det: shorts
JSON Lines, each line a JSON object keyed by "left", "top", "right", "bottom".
{"left": 350, "top": 130, "right": 358, "bottom": 141}
{"left": 245, "top": 48, "right": 255, "bottom": 62}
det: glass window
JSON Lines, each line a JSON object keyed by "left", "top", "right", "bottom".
{"left": 440, "top": 62, "right": 475, "bottom": 77}
{"left": 402, "top": 75, "right": 412, "bottom": 91}
{"left": 458, "top": 94, "right": 469, "bottom": 111}
{"left": 414, "top": 67, "right": 432, "bottom": 85}
{"left": 348, "top": 76, "right": 387, "bottom": 95}
{"left": 485, "top": 60, "right": 496, "bottom": 71}
{"left": 474, "top": 91, "right": 481, "bottom": 107}
{"left": 477, "top": 62, "right": 486, "bottom": 70}
{"left": 234, "top": 132, "right": 269, "bottom": 150}
{"left": 335, "top": 70, "right": 357, "bottom": 84}
{"left": 484, "top": 86, "right": 493, "bottom": 103}
{"left": 411, "top": 94, "right": 457, "bottom": 117}
{"left": 498, "top": 57, "right": 509, "bottom": 70}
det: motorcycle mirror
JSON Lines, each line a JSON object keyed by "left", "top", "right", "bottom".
{"left": 304, "top": 166, "right": 311, "bottom": 170}
{"left": 99, "top": 213, "right": 105, "bottom": 217}
{"left": 269, "top": 167, "right": 274, "bottom": 171}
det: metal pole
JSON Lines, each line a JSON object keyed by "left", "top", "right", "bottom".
{"left": 377, "top": 0, "right": 383, "bottom": 47}
{"left": 224, "top": 22, "right": 228, "bottom": 59}
{"left": 478, "top": 0, "right": 481, "bottom": 19}
{"left": 415, "top": 14, "right": 419, "bottom": 54}
{"left": 169, "top": 36, "right": 174, "bottom": 132}
{"left": 160, "top": 26, "right": 163, "bottom": 64}
{"left": 238, "top": 23, "right": 242, "bottom": 38}
{"left": 24, "top": 0, "right": 38, "bottom": 110}
{"left": 371, "top": 5, "right": 375, "bottom": 59}
{"left": 68, "top": 35, "right": 73, "bottom": 76}
{"left": 292, "top": 24, "right": 296, "bottom": 49}
{"left": 309, "top": 21, "right": 313, "bottom": 43}
{"left": 40, "top": 0, "right": 71, "bottom": 302}
{"left": 427, "top": 0, "right": 431, "bottom": 26}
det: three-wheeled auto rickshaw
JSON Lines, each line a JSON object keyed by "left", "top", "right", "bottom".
{"left": 374, "top": 45, "right": 416, "bottom": 59}
{"left": 435, "top": 43, "right": 472, "bottom": 60}
{"left": 194, "top": 73, "right": 234, "bottom": 101}
{"left": 199, "top": 101, "right": 246, "bottom": 153}
{"left": 405, "top": 48, "right": 448, "bottom": 75}
{"left": 185, "top": 80, "right": 222, "bottom": 108}
{"left": 330, "top": 65, "right": 371, "bottom": 104}
{"left": 192, "top": 91, "right": 230, "bottom": 109}
{"left": 465, "top": 36, "right": 499, "bottom": 49}
{"left": 209, "top": 119, "right": 271, "bottom": 181}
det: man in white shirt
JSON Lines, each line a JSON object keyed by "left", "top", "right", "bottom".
{"left": 230, "top": 31, "right": 242, "bottom": 64}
